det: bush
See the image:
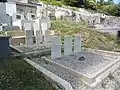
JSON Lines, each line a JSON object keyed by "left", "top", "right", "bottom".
{"left": 51, "top": 1, "right": 62, "bottom": 6}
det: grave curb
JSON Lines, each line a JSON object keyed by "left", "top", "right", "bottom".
{"left": 10, "top": 45, "right": 51, "bottom": 56}
{"left": 42, "top": 50, "right": 120, "bottom": 87}
{"left": 41, "top": 56, "right": 94, "bottom": 86}
{"left": 24, "top": 58, "right": 73, "bottom": 90}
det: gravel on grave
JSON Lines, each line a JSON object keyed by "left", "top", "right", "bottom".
{"left": 15, "top": 44, "right": 50, "bottom": 53}
{"left": 53, "top": 52, "right": 119, "bottom": 76}
{"left": 30, "top": 58, "right": 120, "bottom": 90}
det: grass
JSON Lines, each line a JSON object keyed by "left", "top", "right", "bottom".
{"left": 0, "top": 57, "right": 56, "bottom": 90}
{"left": 51, "top": 20, "right": 120, "bottom": 51}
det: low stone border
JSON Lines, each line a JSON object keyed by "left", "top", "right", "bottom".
{"left": 10, "top": 45, "right": 51, "bottom": 57}
{"left": 24, "top": 58, "right": 73, "bottom": 90}
{"left": 42, "top": 50, "right": 120, "bottom": 87}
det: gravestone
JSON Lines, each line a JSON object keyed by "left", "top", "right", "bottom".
{"left": 40, "top": 17, "right": 51, "bottom": 35}
{"left": 33, "top": 22, "right": 43, "bottom": 44}
{"left": 64, "top": 35, "right": 72, "bottom": 55}
{"left": 44, "top": 30, "right": 51, "bottom": 43}
{"left": 25, "top": 30, "right": 33, "bottom": 45}
{"left": 46, "top": 17, "right": 51, "bottom": 29}
{"left": 74, "top": 34, "right": 82, "bottom": 54}
{"left": 35, "top": 30, "right": 43, "bottom": 45}
{"left": 24, "top": 23, "right": 32, "bottom": 31}
{"left": 41, "top": 22, "right": 48, "bottom": 35}
{"left": 51, "top": 36, "right": 61, "bottom": 59}
{"left": 33, "top": 23, "right": 41, "bottom": 35}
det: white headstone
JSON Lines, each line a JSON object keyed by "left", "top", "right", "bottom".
{"left": 74, "top": 34, "right": 82, "bottom": 54}
{"left": 25, "top": 30, "right": 33, "bottom": 45}
{"left": 51, "top": 36, "right": 61, "bottom": 59}
{"left": 47, "top": 17, "right": 51, "bottom": 29}
{"left": 44, "top": 30, "right": 51, "bottom": 43}
{"left": 24, "top": 23, "right": 32, "bottom": 30}
{"left": 40, "top": 17, "right": 51, "bottom": 35}
{"left": 35, "top": 30, "right": 43, "bottom": 45}
{"left": 41, "top": 22, "right": 48, "bottom": 35}
{"left": 33, "top": 23, "right": 42, "bottom": 35}
{"left": 64, "top": 35, "right": 73, "bottom": 55}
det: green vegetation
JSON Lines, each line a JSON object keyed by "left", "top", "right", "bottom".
{"left": 0, "top": 57, "right": 56, "bottom": 90}
{"left": 51, "top": 20, "right": 120, "bottom": 51}
{"left": 29, "top": 0, "right": 120, "bottom": 16}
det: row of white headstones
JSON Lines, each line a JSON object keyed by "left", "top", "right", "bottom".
{"left": 24, "top": 18, "right": 51, "bottom": 45}
{"left": 25, "top": 29, "right": 82, "bottom": 59}
{"left": 51, "top": 34, "right": 82, "bottom": 59}
{"left": 25, "top": 30, "right": 51, "bottom": 45}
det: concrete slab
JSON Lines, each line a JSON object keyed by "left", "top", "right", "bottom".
{"left": 24, "top": 58, "right": 73, "bottom": 90}
{"left": 42, "top": 50, "right": 120, "bottom": 87}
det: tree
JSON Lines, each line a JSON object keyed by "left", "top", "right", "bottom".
{"left": 62, "top": 0, "right": 80, "bottom": 6}
{"left": 85, "top": 0, "right": 97, "bottom": 10}
{"left": 102, "top": 4, "right": 118, "bottom": 16}
{"left": 108, "top": 0, "right": 114, "bottom": 4}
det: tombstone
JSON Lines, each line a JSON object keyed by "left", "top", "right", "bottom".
{"left": 25, "top": 30, "right": 33, "bottom": 45}
{"left": 41, "top": 22, "right": 48, "bottom": 35}
{"left": 35, "top": 30, "right": 43, "bottom": 45}
{"left": 51, "top": 36, "right": 61, "bottom": 59}
{"left": 33, "top": 23, "right": 40, "bottom": 36}
{"left": 47, "top": 17, "right": 51, "bottom": 29}
{"left": 74, "top": 34, "right": 82, "bottom": 54}
{"left": 44, "top": 30, "right": 51, "bottom": 43}
{"left": 64, "top": 35, "right": 72, "bottom": 55}
{"left": 24, "top": 23, "right": 32, "bottom": 31}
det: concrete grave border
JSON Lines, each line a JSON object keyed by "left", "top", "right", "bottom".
{"left": 41, "top": 50, "right": 120, "bottom": 87}
{"left": 11, "top": 45, "right": 73, "bottom": 90}
{"left": 10, "top": 44, "right": 51, "bottom": 55}
{"left": 24, "top": 58, "right": 73, "bottom": 90}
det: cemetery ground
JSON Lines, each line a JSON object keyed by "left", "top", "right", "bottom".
{"left": 1, "top": 20, "right": 120, "bottom": 90}
{"left": 0, "top": 56, "right": 56, "bottom": 90}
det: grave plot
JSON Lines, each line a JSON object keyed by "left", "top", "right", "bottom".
{"left": 11, "top": 35, "right": 120, "bottom": 89}
{"left": 11, "top": 44, "right": 50, "bottom": 54}
{"left": 30, "top": 58, "right": 89, "bottom": 90}
{"left": 42, "top": 50, "right": 120, "bottom": 87}
{"left": 29, "top": 50, "right": 120, "bottom": 90}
